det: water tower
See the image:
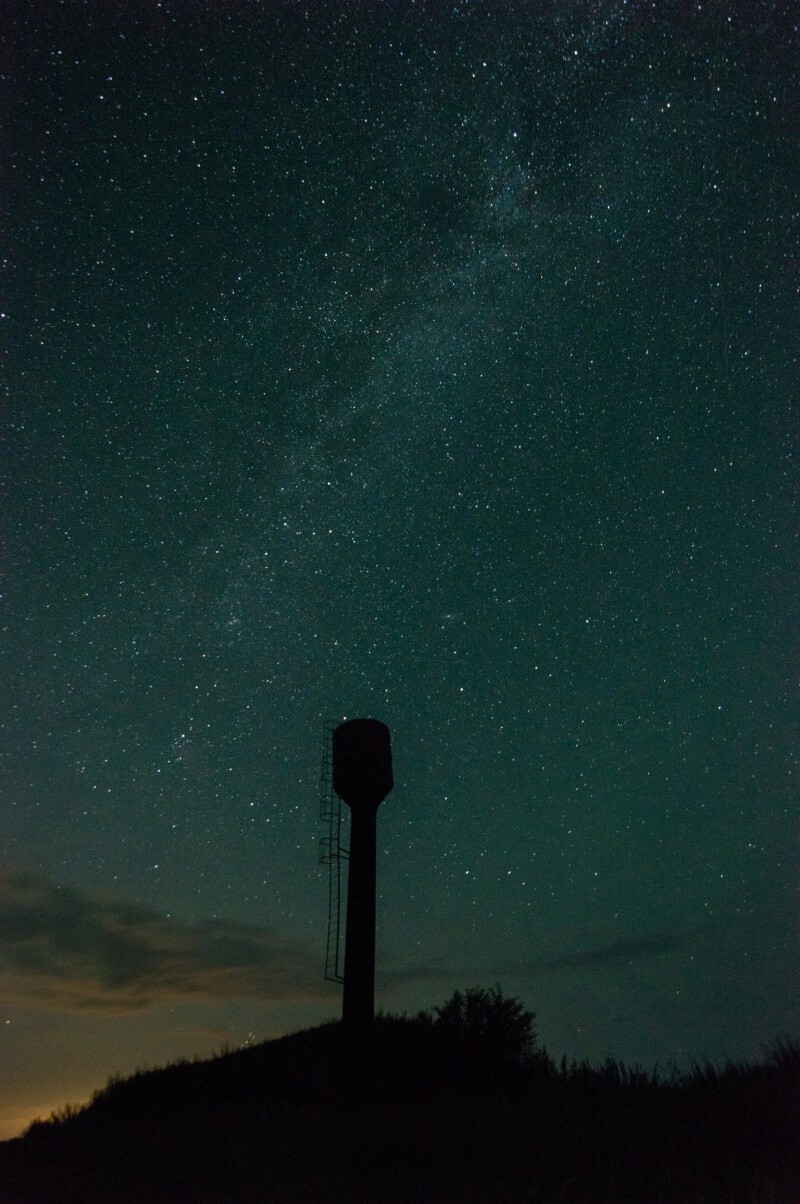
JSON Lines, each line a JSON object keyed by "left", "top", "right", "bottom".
{"left": 324, "top": 718, "right": 393, "bottom": 1027}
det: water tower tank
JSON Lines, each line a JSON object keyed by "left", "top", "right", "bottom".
{"left": 332, "top": 718, "right": 393, "bottom": 813}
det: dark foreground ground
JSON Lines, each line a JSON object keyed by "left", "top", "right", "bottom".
{"left": 1, "top": 1016, "right": 798, "bottom": 1203}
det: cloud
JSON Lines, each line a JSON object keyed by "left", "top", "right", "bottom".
{"left": 0, "top": 868, "right": 327, "bottom": 1015}
{"left": 538, "top": 931, "right": 689, "bottom": 972}
{"left": 382, "top": 929, "right": 696, "bottom": 988}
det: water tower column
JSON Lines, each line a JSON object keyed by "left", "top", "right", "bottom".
{"left": 342, "top": 801, "right": 378, "bottom": 1026}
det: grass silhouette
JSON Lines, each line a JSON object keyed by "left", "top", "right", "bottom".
{"left": 1, "top": 988, "right": 797, "bottom": 1202}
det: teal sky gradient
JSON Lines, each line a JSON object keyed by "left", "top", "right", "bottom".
{"left": 4, "top": 0, "right": 796, "bottom": 1138}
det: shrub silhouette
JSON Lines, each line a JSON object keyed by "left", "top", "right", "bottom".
{"left": 425, "top": 983, "right": 539, "bottom": 1066}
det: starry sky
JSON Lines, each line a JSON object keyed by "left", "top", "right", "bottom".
{"left": 4, "top": 0, "right": 797, "bottom": 1139}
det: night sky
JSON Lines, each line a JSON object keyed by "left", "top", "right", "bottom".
{"left": 4, "top": 0, "right": 796, "bottom": 1139}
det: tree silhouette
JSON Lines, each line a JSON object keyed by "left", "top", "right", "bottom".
{"left": 428, "top": 984, "right": 539, "bottom": 1066}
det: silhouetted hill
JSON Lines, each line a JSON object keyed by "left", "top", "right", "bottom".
{"left": 1, "top": 1008, "right": 798, "bottom": 1203}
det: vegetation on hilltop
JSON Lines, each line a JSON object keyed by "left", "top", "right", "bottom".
{"left": 1, "top": 987, "right": 798, "bottom": 1203}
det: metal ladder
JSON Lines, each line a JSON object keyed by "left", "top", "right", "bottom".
{"left": 319, "top": 721, "right": 347, "bottom": 983}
